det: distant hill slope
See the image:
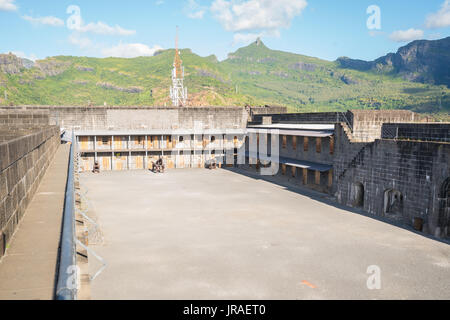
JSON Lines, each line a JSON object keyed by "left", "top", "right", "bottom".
{"left": 0, "top": 38, "right": 449, "bottom": 116}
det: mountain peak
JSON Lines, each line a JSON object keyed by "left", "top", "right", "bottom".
{"left": 250, "top": 37, "right": 267, "bottom": 49}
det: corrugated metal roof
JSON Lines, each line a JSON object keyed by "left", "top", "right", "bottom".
{"left": 246, "top": 152, "right": 333, "bottom": 172}
{"left": 248, "top": 124, "right": 335, "bottom": 130}
{"left": 247, "top": 128, "right": 334, "bottom": 137}
{"left": 75, "top": 129, "right": 246, "bottom": 136}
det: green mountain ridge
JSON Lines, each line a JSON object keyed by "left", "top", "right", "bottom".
{"left": 337, "top": 36, "right": 450, "bottom": 88}
{"left": 0, "top": 38, "right": 449, "bottom": 117}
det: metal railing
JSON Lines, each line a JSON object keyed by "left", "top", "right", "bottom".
{"left": 381, "top": 125, "right": 399, "bottom": 140}
{"left": 55, "top": 131, "right": 77, "bottom": 300}
{"left": 339, "top": 112, "right": 353, "bottom": 133}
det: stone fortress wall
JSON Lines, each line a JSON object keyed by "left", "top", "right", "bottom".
{"left": 3, "top": 105, "right": 278, "bottom": 131}
{"left": 1, "top": 105, "right": 448, "bottom": 241}
{"left": 251, "top": 110, "right": 449, "bottom": 238}
{"left": 0, "top": 110, "right": 60, "bottom": 259}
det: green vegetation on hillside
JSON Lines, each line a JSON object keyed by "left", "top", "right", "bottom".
{"left": 0, "top": 40, "right": 449, "bottom": 118}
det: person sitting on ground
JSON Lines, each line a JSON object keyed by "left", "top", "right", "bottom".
{"left": 93, "top": 161, "right": 100, "bottom": 174}
{"left": 209, "top": 159, "right": 217, "bottom": 170}
{"left": 154, "top": 157, "right": 165, "bottom": 173}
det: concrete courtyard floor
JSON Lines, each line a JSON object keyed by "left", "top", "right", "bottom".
{"left": 81, "top": 169, "right": 450, "bottom": 300}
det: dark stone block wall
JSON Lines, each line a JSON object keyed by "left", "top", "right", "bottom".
{"left": 334, "top": 123, "right": 450, "bottom": 237}
{"left": 252, "top": 112, "right": 347, "bottom": 125}
{"left": 382, "top": 123, "right": 450, "bottom": 143}
{"left": 0, "top": 126, "right": 60, "bottom": 259}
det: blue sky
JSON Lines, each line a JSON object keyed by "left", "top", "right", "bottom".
{"left": 0, "top": 0, "right": 449, "bottom": 62}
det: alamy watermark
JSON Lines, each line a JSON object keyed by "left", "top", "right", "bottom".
{"left": 367, "top": 5, "right": 381, "bottom": 30}
{"left": 66, "top": 264, "right": 81, "bottom": 291}
{"left": 66, "top": 5, "right": 82, "bottom": 30}
{"left": 366, "top": 265, "right": 381, "bottom": 290}
{"left": 164, "top": 124, "right": 280, "bottom": 176}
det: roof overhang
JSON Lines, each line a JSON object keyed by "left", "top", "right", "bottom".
{"left": 247, "top": 128, "right": 334, "bottom": 138}
{"left": 246, "top": 152, "right": 333, "bottom": 172}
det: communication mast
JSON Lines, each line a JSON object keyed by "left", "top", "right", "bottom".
{"left": 170, "top": 26, "right": 188, "bottom": 107}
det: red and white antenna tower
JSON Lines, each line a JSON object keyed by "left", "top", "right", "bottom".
{"left": 170, "top": 26, "right": 188, "bottom": 107}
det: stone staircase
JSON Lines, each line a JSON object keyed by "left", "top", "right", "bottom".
{"left": 337, "top": 122, "right": 368, "bottom": 181}
{"left": 338, "top": 145, "right": 367, "bottom": 181}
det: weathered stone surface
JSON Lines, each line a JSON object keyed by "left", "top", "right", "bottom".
{"left": 382, "top": 123, "right": 450, "bottom": 143}
{"left": 0, "top": 53, "right": 24, "bottom": 75}
{"left": 0, "top": 123, "right": 60, "bottom": 255}
{"left": 334, "top": 122, "right": 450, "bottom": 237}
{"left": 0, "top": 105, "right": 287, "bottom": 131}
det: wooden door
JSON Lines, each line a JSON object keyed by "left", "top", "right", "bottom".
{"left": 115, "top": 137, "right": 122, "bottom": 150}
{"left": 304, "top": 137, "right": 309, "bottom": 152}
{"left": 135, "top": 136, "right": 144, "bottom": 149}
{"left": 197, "top": 155, "right": 203, "bottom": 168}
{"left": 302, "top": 168, "right": 308, "bottom": 185}
{"left": 330, "top": 136, "right": 335, "bottom": 155}
{"left": 136, "top": 156, "right": 144, "bottom": 169}
{"left": 102, "top": 156, "right": 110, "bottom": 171}
{"left": 315, "top": 170, "right": 321, "bottom": 185}
{"left": 178, "top": 155, "right": 185, "bottom": 168}
{"left": 316, "top": 138, "right": 322, "bottom": 153}
{"left": 79, "top": 137, "right": 89, "bottom": 150}
{"left": 328, "top": 170, "right": 333, "bottom": 187}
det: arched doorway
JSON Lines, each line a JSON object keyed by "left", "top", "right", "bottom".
{"left": 351, "top": 182, "right": 364, "bottom": 208}
{"left": 383, "top": 189, "right": 404, "bottom": 216}
{"left": 438, "top": 178, "right": 450, "bottom": 237}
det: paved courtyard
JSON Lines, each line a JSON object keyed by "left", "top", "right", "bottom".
{"left": 81, "top": 169, "right": 450, "bottom": 300}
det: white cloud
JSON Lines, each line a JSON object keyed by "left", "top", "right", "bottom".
{"left": 11, "top": 51, "right": 38, "bottom": 61}
{"left": 76, "top": 21, "right": 136, "bottom": 36}
{"left": 186, "top": 0, "right": 206, "bottom": 19}
{"left": 22, "top": 15, "right": 65, "bottom": 27}
{"left": 426, "top": 0, "right": 450, "bottom": 28}
{"left": 389, "top": 28, "right": 424, "bottom": 42}
{"left": 188, "top": 10, "right": 206, "bottom": 19}
{"left": 155, "top": 0, "right": 164, "bottom": 5}
{"left": 68, "top": 33, "right": 93, "bottom": 49}
{"left": 0, "top": 0, "right": 17, "bottom": 11}
{"left": 65, "top": 5, "right": 136, "bottom": 36}
{"left": 211, "top": 0, "right": 307, "bottom": 33}
{"left": 102, "top": 43, "right": 163, "bottom": 58}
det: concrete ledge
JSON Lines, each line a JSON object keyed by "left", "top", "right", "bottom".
{"left": 0, "top": 126, "right": 60, "bottom": 259}
{"left": 0, "top": 144, "right": 70, "bottom": 300}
